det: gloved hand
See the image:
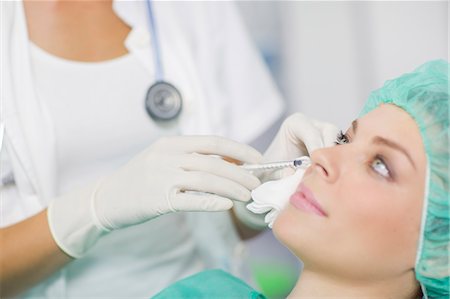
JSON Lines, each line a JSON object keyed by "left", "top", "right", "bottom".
{"left": 261, "top": 112, "right": 340, "bottom": 180}
{"left": 234, "top": 113, "right": 339, "bottom": 230}
{"left": 48, "top": 136, "right": 262, "bottom": 258}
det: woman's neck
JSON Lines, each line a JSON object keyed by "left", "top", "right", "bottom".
{"left": 23, "top": 0, "right": 131, "bottom": 62}
{"left": 288, "top": 268, "right": 420, "bottom": 299}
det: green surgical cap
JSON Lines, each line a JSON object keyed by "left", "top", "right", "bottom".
{"left": 360, "top": 60, "right": 449, "bottom": 298}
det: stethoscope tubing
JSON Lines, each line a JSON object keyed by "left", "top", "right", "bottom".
{"left": 143, "top": 0, "right": 183, "bottom": 122}
{"left": 146, "top": 0, "right": 164, "bottom": 81}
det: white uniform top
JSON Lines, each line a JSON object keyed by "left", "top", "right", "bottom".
{"left": 28, "top": 42, "right": 167, "bottom": 196}
{"left": 0, "top": 1, "right": 284, "bottom": 297}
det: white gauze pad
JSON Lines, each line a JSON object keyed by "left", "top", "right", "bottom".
{"left": 247, "top": 169, "right": 306, "bottom": 228}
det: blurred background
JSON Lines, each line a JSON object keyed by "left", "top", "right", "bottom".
{"left": 235, "top": 1, "right": 448, "bottom": 298}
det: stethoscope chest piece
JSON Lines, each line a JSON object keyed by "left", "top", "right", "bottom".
{"left": 145, "top": 81, "right": 182, "bottom": 121}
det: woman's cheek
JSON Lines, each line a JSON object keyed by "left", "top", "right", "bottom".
{"left": 337, "top": 178, "right": 388, "bottom": 217}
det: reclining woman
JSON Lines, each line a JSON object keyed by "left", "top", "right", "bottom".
{"left": 153, "top": 60, "right": 449, "bottom": 299}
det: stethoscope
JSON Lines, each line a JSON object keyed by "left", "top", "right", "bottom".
{"left": 144, "top": 0, "right": 183, "bottom": 122}
{"left": 0, "top": 1, "right": 183, "bottom": 189}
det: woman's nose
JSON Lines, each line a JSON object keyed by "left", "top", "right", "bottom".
{"left": 309, "top": 147, "right": 340, "bottom": 183}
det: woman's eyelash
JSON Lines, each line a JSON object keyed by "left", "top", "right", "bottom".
{"left": 335, "top": 130, "right": 349, "bottom": 145}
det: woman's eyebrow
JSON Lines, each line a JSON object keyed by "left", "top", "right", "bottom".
{"left": 352, "top": 119, "right": 415, "bottom": 169}
{"left": 372, "top": 136, "right": 416, "bottom": 170}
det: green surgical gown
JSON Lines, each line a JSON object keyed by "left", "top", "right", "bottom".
{"left": 152, "top": 269, "right": 266, "bottom": 299}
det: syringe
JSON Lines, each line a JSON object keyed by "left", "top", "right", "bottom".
{"left": 241, "top": 156, "right": 311, "bottom": 171}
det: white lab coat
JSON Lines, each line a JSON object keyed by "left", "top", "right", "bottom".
{"left": 0, "top": 1, "right": 284, "bottom": 297}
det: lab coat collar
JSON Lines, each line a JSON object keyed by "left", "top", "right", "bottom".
{"left": 1, "top": 1, "right": 54, "bottom": 207}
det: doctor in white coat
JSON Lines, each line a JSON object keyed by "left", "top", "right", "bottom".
{"left": 1, "top": 1, "right": 284, "bottom": 297}
{"left": 0, "top": 0, "right": 338, "bottom": 297}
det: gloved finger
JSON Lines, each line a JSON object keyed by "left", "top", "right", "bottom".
{"left": 286, "top": 113, "right": 341, "bottom": 154}
{"left": 179, "top": 153, "right": 261, "bottom": 190}
{"left": 284, "top": 113, "right": 324, "bottom": 154}
{"left": 311, "top": 121, "right": 341, "bottom": 148}
{"left": 155, "top": 136, "right": 262, "bottom": 164}
{"left": 171, "top": 192, "right": 233, "bottom": 212}
{"left": 177, "top": 171, "right": 252, "bottom": 202}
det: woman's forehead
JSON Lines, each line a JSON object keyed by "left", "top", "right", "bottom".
{"left": 357, "top": 104, "right": 416, "bottom": 134}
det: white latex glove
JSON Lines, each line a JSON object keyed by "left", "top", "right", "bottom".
{"left": 262, "top": 112, "right": 340, "bottom": 180}
{"left": 48, "top": 136, "right": 262, "bottom": 258}
{"left": 234, "top": 113, "right": 339, "bottom": 230}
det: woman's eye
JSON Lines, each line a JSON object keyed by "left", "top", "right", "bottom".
{"left": 335, "top": 130, "right": 349, "bottom": 145}
{"left": 371, "top": 156, "right": 391, "bottom": 178}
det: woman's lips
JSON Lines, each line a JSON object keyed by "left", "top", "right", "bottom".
{"left": 289, "top": 183, "right": 327, "bottom": 217}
